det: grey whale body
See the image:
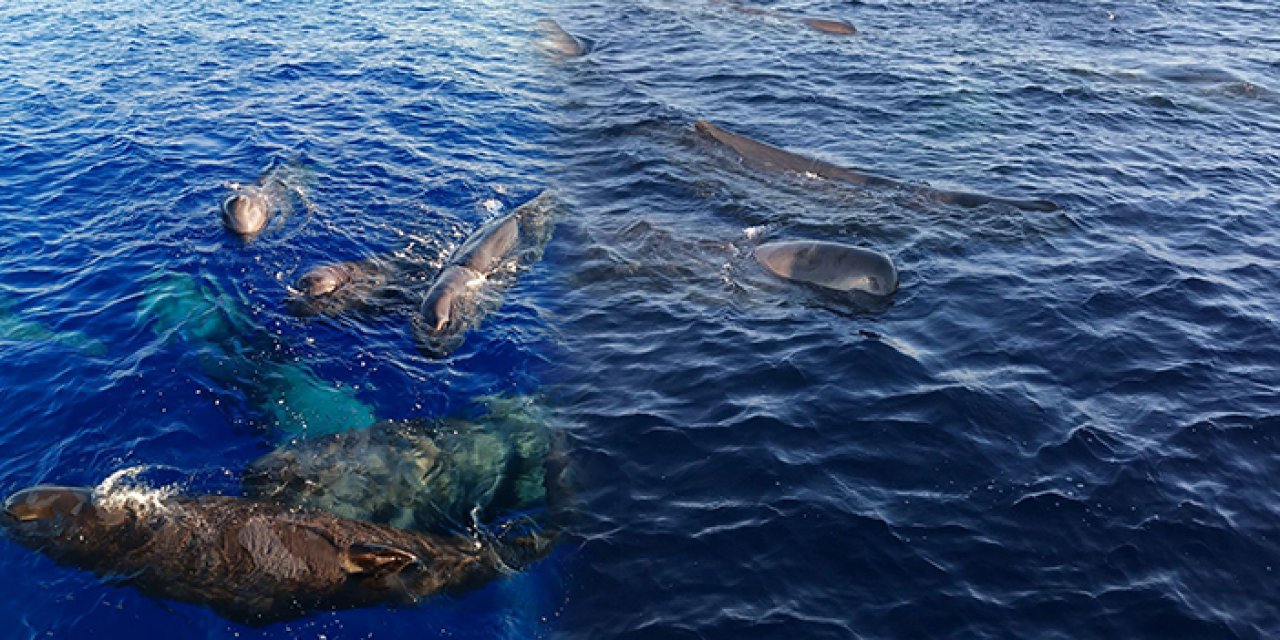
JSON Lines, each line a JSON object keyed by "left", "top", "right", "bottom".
{"left": 694, "top": 120, "right": 1058, "bottom": 212}
{"left": 412, "top": 192, "right": 555, "bottom": 358}
{"left": 755, "top": 240, "right": 898, "bottom": 296}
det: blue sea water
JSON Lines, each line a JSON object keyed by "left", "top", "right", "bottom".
{"left": 1, "top": 0, "right": 1278, "bottom": 638}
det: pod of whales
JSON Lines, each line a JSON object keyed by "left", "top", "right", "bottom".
{"left": 694, "top": 119, "right": 1059, "bottom": 212}
{"left": 755, "top": 240, "right": 898, "bottom": 296}
{"left": 412, "top": 191, "right": 557, "bottom": 358}
{"left": 0, "top": 483, "right": 552, "bottom": 625}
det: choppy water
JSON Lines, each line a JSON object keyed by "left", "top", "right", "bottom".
{"left": 1, "top": 0, "right": 1278, "bottom": 638}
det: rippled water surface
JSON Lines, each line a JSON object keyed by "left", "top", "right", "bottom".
{"left": 2, "top": 1, "right": 1278, "bottom": 638}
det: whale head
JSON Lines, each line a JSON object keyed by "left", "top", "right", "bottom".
{"left": 222, "top": 190, "right": 270, "bottom": 238}
{"left": 298, "top": 264, "right": 353, "bottom": 298}
{"left": 0, "top": 485, "right": 127, "bottom": 565}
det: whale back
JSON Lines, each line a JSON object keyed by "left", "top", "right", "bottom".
{"left": 695, "top": 120, "right": 898, "bottom": 187}
{"left": 453, "top": 214, "right": 520, "bottom": 274}
{"left": 696, "top": 120, "right": 1058, "bottom": 211}
{"left": 754, "top": 240, "right": 898, "bottom": 296}
{"left": 801, "top": 18, "right": 857, "bottom": 35}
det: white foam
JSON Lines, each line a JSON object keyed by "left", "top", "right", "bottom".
{"left": 93, "top": 466, "right": 178, "bottom": 517}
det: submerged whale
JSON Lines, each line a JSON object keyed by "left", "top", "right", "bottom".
{"left": 136, "top": 271, "right": 376, "bottom": 439}
{"left": 1, "top": 483, "right": 552, "bottom": 625}
{"left": 412, "top": 192, "right": 557, "bottom": 358}
{"left": 536, "top": 18, "right": 586, "bottom": 57}
{"left": 754, "top": 240, "right": 898, "bottom": 296}
{"left": 694, "top": 120, "right": 1058, "bottom": 212}
{"left": 244, "top": 395, "right": 560, "bottom": 534}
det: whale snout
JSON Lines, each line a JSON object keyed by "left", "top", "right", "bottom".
{"left": 1, "top": 486, "right": 95, "bottom": 543}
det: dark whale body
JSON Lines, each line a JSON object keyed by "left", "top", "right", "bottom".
{"left": 694, "top": 120, "right": 1058, "bottom": 212}
{"left": 412, "top": 192, "right": 555, "bottom": 358}
{"left": 755, "top": 240, "right": 898, "bottom": 296}
{"left": 286, "top": 259, "right": 397, "bottom": 317}
{"left": 1, "top": 485, "right": 550, "bottom": 625}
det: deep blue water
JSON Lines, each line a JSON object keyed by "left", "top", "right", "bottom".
{"left": 2, "top": 0, "right": 1279, "bottom": 638}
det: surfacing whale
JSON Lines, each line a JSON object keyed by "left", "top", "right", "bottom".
{"left": 754, "top": 240, "right": 898, "bottom": 296}
{"left": 536, "top": 18, "right": 586, "bottom": 57}
{"left": 412, "top": 191, "right": 557, "bottom": 358}
{"left": 286, "top": 258, "right": 399, "bottom": 317}
{"left": 713, "top": 1, "right": 857, "bottom": 35}
{"left": 694, "top": 120, "right": 1058, "bottom": 212}
{"left": 1, "top": 483, "right": 552, "bottom": 625}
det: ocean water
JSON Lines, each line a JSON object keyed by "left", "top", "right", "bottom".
{"left": 1, "top": 0, "right": 1278, "bottom": 638}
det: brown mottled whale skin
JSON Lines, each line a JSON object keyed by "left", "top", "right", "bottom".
{"left": 694, "top": 120, "right": 1058, "bottom": 212}
{"left": 1, "top": 485, "right": 551, "bottom": 625}
{"left": 755, "top": 240, "right": 898, "bottom": 296}
{"left": 412, "top": 192, "right": 555, "bottom": 358}
{"left": 286, "top": 259, "right": 396, "bottom": 317}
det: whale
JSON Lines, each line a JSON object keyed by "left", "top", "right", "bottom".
{"left": 136, "top": 271, "right": 376, "bottom": 439}
{"left": 1, "top": 483, "right": 553, "bottom": 625}
{"left": 536, "top": 18, "right": 585, "bottom": 57}
{"left": 694, "top": 120, "right": 1059, "bottom": 212}
{"left": 801, "top": 18, "right": 856, "bottom": 35}
{"left": 412, "top": 192, "right": 556, "bottom": 358}
{"left": 244, "top": 395, "right": 560, "bottom": 534}
{"left": 754, "top": 240, "right": 898, "bottom": 296}
{"left": 714, "top": 1, "right": 857, "bottom": 36}
{"left": 220, "top": 162, "right": 316, "bottom": 240}
{"left": 222, "top": 186, "right": 271, "bottom": 238}
{"left": 286, "top": 259, "right": 396, "bottom": 318}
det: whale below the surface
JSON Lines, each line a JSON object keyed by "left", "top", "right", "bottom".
{"left": 412, "top": 191, "right": 557, "bottom": 358}
{"left": 694, "top": 120, "right": 1059, "bottom": 212}
{"left": 0, "top": 483, "right": 553, "bottom": 625}
{"left": 244, "top": 395, "right": 561, "bottom": 534}
{"left": 754, "top": 240, "right": 899, "bottom": 296}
